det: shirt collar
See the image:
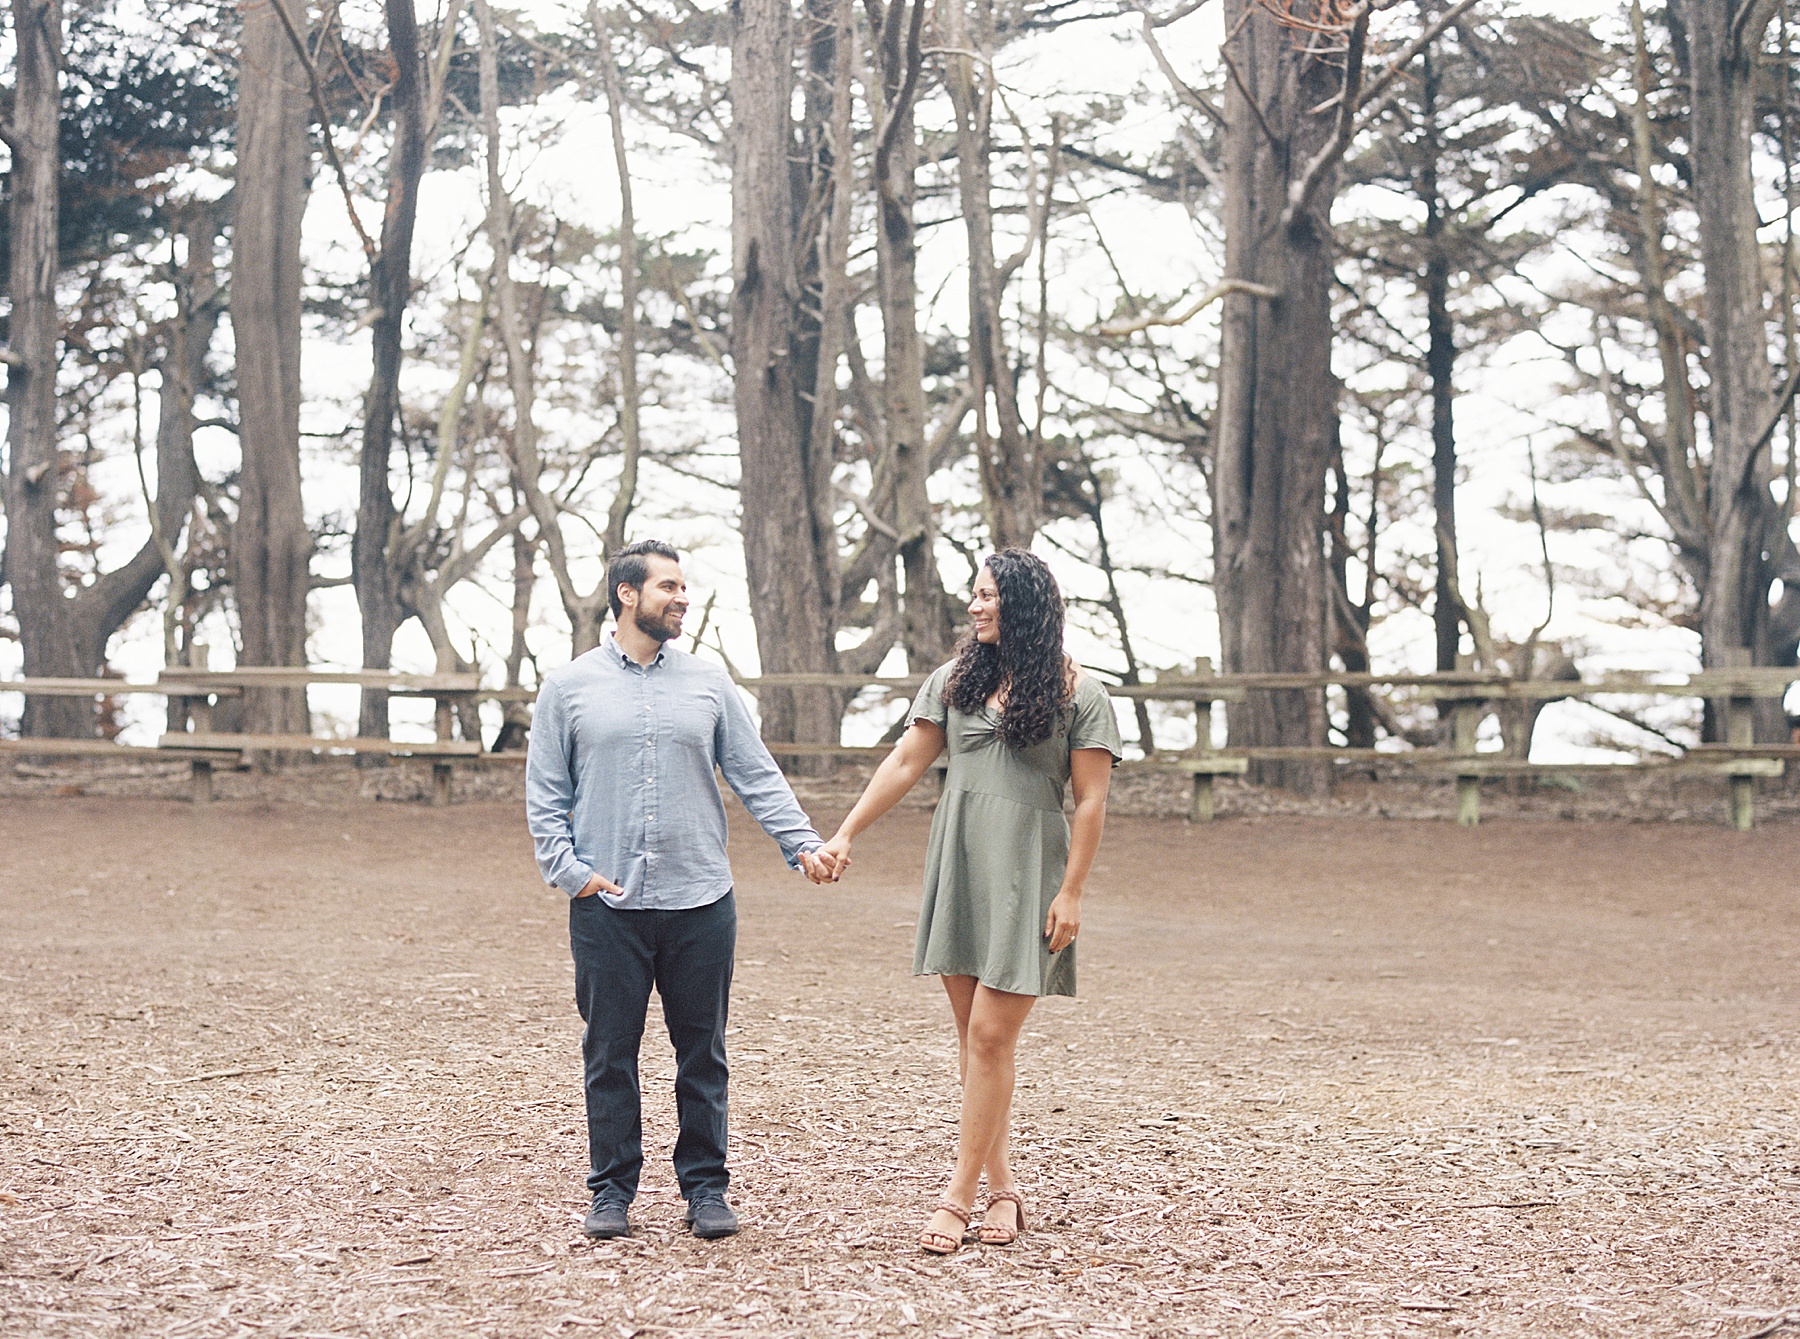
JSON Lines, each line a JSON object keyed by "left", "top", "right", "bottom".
{"left": 603, "top": 630, "right": 668, "bottom": 671}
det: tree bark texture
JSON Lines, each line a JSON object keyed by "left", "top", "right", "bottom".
{"left": 729, "top": 0, "right": 843, "bottom": 751}
{"left": 355, "top": 0, "right": 428, "bottom": 739}
{"left": 1420, "top": 45, "right": 1462, "bottom": 678}
{"left": 1682, "top": 0, "right": 1798, "bottom": 736}
{"left": 867, "top": 0, "right": 951, "bottom": 670}
{"left": 1214, "top": 0, "right": 1341, "bottom": 790}
{"left": 76, "top": 209, "right": 222, "bottom": 673}
{"left": 943, "top": 0, "right": 1039, "bottom": 551}
{"left": 231, "top": 0, "right": 315, "bottom": 734}
{"left": 1, "top": 0, "right": 86, "bottom": 735}
{"left": 597, "top": 1, "right": 642, "bottom": 558}
{"left": 1683, "top": 0, "right": 1797, "bottom": 735}
{"left": 3, "top": 5, "right": 219, "bottom": 738}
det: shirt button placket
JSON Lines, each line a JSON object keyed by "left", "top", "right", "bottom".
{"left": 643, "top": 677, "right": 655, "bottom": 896}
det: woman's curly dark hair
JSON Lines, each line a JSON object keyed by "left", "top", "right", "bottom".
{"left": 944, "top": 549, "right": 1071, "bottom": 749}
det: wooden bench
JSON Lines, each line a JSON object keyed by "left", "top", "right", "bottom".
{"left": 153, "top": 660, "right": 491, "bottom": 804}
{"left": 1141, "top": 755, "right": 1251, "bottom": 823}
{"left": 159, "top": 732, "right": 484, "bottom": 805}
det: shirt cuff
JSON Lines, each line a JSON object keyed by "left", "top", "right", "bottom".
{"left": 555, "top": 864, "right": 595, "bottom": 898}
{"left": 788, "top": 840, "right": 823, "bottom": 871}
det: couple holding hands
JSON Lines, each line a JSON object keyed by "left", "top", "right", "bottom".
{"left": 526, "top": 541, "right": 1120, "bottom": 1251}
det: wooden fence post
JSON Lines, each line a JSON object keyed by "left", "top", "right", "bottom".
{"left": 1191, "top": 658, "right": 1217, "bottom": 823}
{"left": 431, "top": 647, "right": 457, "bottom": 806}
{"left": 1452, "top": 654, "right": 1481, "bottom": 827}
{"left": 1720, "top": 647, "right": 1757, "bottom": 831}
{"left": 187, "top": 645, "right": 214, "bottom": 805}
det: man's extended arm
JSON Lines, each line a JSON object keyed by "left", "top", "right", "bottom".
{"left": 525, "top": 679, "right": 598, "bottom": 897}
{"left": 713, "top": 675, "right": 825, "bottom": 870}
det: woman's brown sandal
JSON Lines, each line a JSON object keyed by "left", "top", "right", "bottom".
{"left": 976, "top": 1189, "right": 1026, "bottom": 1246}
{"left": 919, "top": 1200, "right": 972, "bottom": 1255}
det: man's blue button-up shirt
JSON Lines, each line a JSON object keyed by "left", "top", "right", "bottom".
{"left": 525, "top": 633, "right": 824, "bottom": 909}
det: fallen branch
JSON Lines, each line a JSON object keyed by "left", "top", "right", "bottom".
{"left": 148, "top": 1065, "right": 280, "bottom": 1086}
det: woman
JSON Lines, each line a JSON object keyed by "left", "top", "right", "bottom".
{"left": 819, "top": 549, "right": 1121, "bottom": 1253}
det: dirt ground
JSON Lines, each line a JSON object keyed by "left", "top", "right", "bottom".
{"left": 1, "top": 791, "right": 1797, "bottom": 1339}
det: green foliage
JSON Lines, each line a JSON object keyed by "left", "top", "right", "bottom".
{"left": 0, "top": 0, "right": 233, "bottom": 278}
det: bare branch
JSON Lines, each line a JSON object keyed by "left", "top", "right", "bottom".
{"left": 1729, "top": 0, "right": 1782, "bottom": 56}
{"left": 1283, "top": 2, "right": 1370, "bottom": 231}
{"left": 1736, "top": 360, "right": 1800, "bottom": 499}
{"left": 1352, "top": 0, "right": 1483, "bottom": 117}
{"left": 1097, "top": 278, "right": 1279, "bottom": 336}
{"left": 871, "top": 0, "right": 927, "bottom": 192}
{"left": 1284, "top": 0, "right": 1484, "bottom": 232}
{"left": 269, "top": 0, "right": 382, "bottom": 267}
{"left": 837, "top": 482, "right": 901, "bottom": 541}
{"left": 1220, "top": 47, "right": 1279, "bottom": 147}
{"left": 1137, "top": 2, "right": 1228, "bottom": 130}
{"left": 1149, "top": 0, "right": 1217, "bottom": 26}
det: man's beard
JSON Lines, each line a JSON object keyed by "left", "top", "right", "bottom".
{"left": 635, "top": 606, "right": 683, "bottom": 644}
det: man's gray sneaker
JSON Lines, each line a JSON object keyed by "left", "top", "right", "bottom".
{"left": 684, "top": 1195, "right": 739, "bottom": 1239}
{"left": 582, "top": 1199, "right": 631, "bottom": 1239}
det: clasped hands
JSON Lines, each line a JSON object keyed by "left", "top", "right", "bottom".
{"left": 573, "top": 839, "right": 852, "bottom": 896}
{"left": 799, "top": 837, "right": 852, "bottom": 886}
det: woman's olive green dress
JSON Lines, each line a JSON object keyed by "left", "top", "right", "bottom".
{"left": 909, "top": 663, "right": 1123, "bottom": 998}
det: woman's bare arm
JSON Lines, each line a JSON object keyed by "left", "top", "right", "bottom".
{"left": 819, "top": 720, "right": 946, "bottom": 878}
{"left": 1044, "top": 747, "right": 1113, "bottom": 951}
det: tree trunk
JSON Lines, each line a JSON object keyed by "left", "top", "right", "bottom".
{"left": 352, "top": 0, "right": 429, "bottom": 735}
{"left": 355, "top": 0, "right": 429, "bottom": 740}
{"left": 1, "top": 0, "right": 87, "bottom": 736}
{"left": 943, "top": 0, "right": 1039, "bottom": 550}
{"left": 1214, "top": 0, "right": 1340, "bottom": 792}
{"left": 729, "top": 0, "right": 841, "bottom": 754}
{"left": 3, "top": 13, "right": 219, "bottom": 740}
{"left": 1421, "top": 44, "right": 1462, "bottom": 678}
{"left": 491, "top": 523, "right": 537, "bottom": 752}
{"left": 867, "top": 0, "right": 950, "bottom": 670}
{"left": 1684, "top": 0, "right": 1788, "bottom": 739}
{"left": 71, "top": 205, "right": 223, "bottom": 676}
{"left": 597, "top": 1, "right": 642, "bottom": 558}
{"left": 231, "top": 0, "right": 315, "bottom": 734}
{"left": 1327, "top": 426, "right": 1378, "bottom": 748}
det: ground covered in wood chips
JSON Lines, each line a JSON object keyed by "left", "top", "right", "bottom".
{"left": 2, "top": 795, "right": 1797, "bottom": 1339}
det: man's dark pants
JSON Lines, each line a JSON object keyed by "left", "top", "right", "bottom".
{"left": 570, "top": 890, "right": 735, "bottom": 1207}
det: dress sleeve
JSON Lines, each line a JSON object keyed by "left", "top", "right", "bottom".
{"left": 1068, "top": 677, "right": 1124, "bottom": 764}
{"left": 909, "top": 662, "right": 954, "bottom": 729}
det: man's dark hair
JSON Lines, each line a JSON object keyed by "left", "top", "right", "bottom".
{"left": 607, "top": 540, "right": 682, "bottom": 620}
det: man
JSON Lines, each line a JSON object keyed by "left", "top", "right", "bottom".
{"left": 526, "top": 540, "right": 836, "bottom": 1240}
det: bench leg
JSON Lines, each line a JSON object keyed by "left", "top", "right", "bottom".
{"left": 190, "top": 759, "right": 213, "bottom": 806}
{"left": 1190, "top": 772, "right": 1214, "bottom": 824}
{"left": 1729, "top": 774, "right": 1755, "bottom": 831}
{"left": 1456, "top": 774, "right": 1480, "bottom": 827}
{"left": 432, "top": 761, "right": 454, "bottom": 807}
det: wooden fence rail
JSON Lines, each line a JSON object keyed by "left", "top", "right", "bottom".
{"left": 2, "top": 664, "right": 1794, "bottom": 827}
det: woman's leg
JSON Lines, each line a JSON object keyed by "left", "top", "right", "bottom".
{"left": 940, "top": 974, "right": 977, "bottom": 1087}
{"left": 937, "top": 975, "right": 1014, "bottom": 1224}
{"left": 922, "top": 983, "right": 1035, "bottom": 1246}
{"left": 967, "top": 986, "right": 1031, "bottom": 1236}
